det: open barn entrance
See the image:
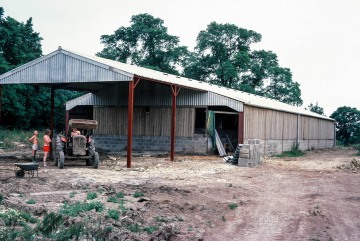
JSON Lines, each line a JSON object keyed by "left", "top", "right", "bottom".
{"left": 208, "top": 107, "right": 239, "bottom": 155}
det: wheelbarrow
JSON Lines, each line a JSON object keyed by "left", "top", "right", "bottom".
{"left": 14, "top": 163, "right": 39, "bottom": 178}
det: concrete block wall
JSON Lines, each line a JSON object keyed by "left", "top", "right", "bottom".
{"left": 245, "top": 138, "right": 335, "bottom": 156}
{"left": 93, "top": 134, "right": 207, "bottom": 154}
{"left": 237, "top": 139, "right": 262, "bottom": 167}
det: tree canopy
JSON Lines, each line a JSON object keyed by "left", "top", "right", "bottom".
{"left": 308, "top": 102, "right": 325, "bottom": 116}
{"left": 183, "top": 22, "right": 303, "bottom": 106}
{"left": 330, "top": 106, "right": 360, "bottom": 145}
{"left": 98, "top": 15, "right": 303, "bottom": 106}
{"left": 97, "top": 13, "right": 188, "bottom": 75}
{"left": 0, "top": 7, "right": 81, "bottom": 130}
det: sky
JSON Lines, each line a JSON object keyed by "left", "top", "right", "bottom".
{"left": 1, "top": 0, "right": 359, "bottom": 116}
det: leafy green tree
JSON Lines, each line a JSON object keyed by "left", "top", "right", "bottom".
{"left": 184, "top": 22, "right": 302, "bottom": 106}
{"left": 0, "top": 7, "right": 81, "bottom": 130}
{"left": 0, "top": 7, "right": 42, "bottom": 72}
{"left": 184, "top": 22, "right": 260, "bottom": 88}
{"left": 308, "top": 102, "right": 325, "bottom": 116}
{"left": 97, "top": 13, "right": 189, "bottom": 75}
{"left": 330, "top": 106, "right": 360, "bottom": 145}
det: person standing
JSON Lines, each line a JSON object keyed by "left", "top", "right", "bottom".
{"left": 43, "top": 129, "right": 52, "bottom": 167}
{"left": 28, "top": 130, "right": 38, "bottom": 162}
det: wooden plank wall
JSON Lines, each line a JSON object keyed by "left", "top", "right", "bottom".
{"left": 244, "top": 105, "right": 334, "bottom": 140}
{"left": 94, "top": 107, "right": 195, "bottom": 137}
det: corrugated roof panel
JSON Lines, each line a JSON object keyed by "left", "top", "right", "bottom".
{"left": 67, "top": 49, "right": 330, "bottom": 120}
{"left": 0, "top": 48, "right": 333, "bottom": 121}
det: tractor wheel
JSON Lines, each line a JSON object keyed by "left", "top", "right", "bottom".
{"left": 86, "top": 158, "right": 92, "bottom": 166}
{"left": 53, "top": 148, "right": 58, "bottom": 166}
{"left": 89, "top": 139, "right": 95, "bottom": 156}
{"left": 93, "top": 152, "right": 99, "bottom": 169}
{"left": 16, "top": 170, "right": 25, "bottom": 178}
{"left": 58, "top": 151, "right": 65, "bottom": 169}
{"left": 54, "top": 135, "right": 64, "bottom": 166}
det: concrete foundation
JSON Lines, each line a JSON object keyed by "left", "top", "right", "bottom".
{"left": 94, "top": 134, "right": 207, "bottom": 154}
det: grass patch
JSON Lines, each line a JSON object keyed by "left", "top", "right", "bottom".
{"left": 143, "top": 226, "right": 157, "bottom": 234}
{"left": 107, "top": 209, "right": 120, "bottom": 221}
{"left": 69, "top": 191, "right": 76, "bottom": 198}
{"left": 118, "top": 199, "right": 127, "bottom": 212}
{"left": 353, "top": 144, "right": 360, "bottom": 156}
{"left": 228, "top": 203, "right": 238, "bottom": 210}
{"left": 133, "top": 191, "right": 144, "bottom": 198}
{"left": 274, "top": 140, "right": 305, "bottom": 158}
{"left": 0, "top": 129, "right": 37, "bottom": 149}
{"left": 26, "top": 199, "right": 36, "bottom": 205}
{"left": 86, "top": 192, "right": 97, "bottom": 200}
{"left": 128, "top": 223, "right": 142, "bottom": 233}
{"left": 107, "top": 196, "right": 119, "bottom": 203}
{"left": 155, "top": 216, "right": 171, "bottom": 223}
{"left": 19, "top": 212, "right": 38, "bottom": 224}
{"left": 116, "top": 192, "right": 125, "bottom": 198}
{"left": 60, "top": 201, "right": 104, "bottom": 217}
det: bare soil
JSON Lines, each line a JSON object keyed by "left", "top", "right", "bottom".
{"left": 1, "top": 147, "right": 360, "bottom": 240}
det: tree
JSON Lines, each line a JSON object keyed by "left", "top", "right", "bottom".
{"left": 0, "top": 7, "right": 81, "bottom": 130}
{"left": 308, "top": 102, "right": 325, "bottom": 116}
{"left": 0, "top": 7, "right": 42, "bottom": 72}
{"left": 184, "top": 22, "right": 303, "bottom": 106}
{"left": 330, "top": 106, "right": 360, "bottom": 145}
{"left": 97, "top": 13, "right": 189, "bottom": 75}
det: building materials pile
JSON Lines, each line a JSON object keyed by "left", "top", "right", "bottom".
{"left": 225, "top": 139, "right": 262, "bottom": 167}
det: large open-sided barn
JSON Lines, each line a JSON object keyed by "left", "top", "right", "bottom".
{"left": 0, "top": 48, "right": 335, "bottom": 161}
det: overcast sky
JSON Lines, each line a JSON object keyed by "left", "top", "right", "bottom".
{"left": 1, "top": 0, "right": 359, "bottom": 116}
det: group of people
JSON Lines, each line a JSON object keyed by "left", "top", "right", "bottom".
{"left": 28, "top": 129, "right": 52, "bottom": 167}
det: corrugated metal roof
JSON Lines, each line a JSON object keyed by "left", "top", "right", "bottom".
{"left": 65, "top": 48, "right": 332, "bottom": 121}
{"left": 0, "top": 47, "right": 333, "bottom": 121}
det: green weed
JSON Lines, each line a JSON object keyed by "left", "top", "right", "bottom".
{"left": 228, "top": 203, "right": 238, "bottom": 210}
{"left": 37, "top": 212, "right": 64, "bottom": 236}
{"left": 116, "top": 192, "right": 125, "bottom": 198}
{"left": 69, "top": 191, "right": 76, "bottom": 198}
{"left": 143, "top": 226, "right": 157, "bottom": 234}
{"left": 86, "top": 192, "right": 97, "bottom": 200}
{"left": 19, "top": 212, "right": 38, "bottom": 224}
{"left": 0, "top": 129, "right": 36, "bottom": 149}
{"left": 107, "top": 209, "right": 120, "bottom": 221}
{"left": 104, "top": 226, "right": 113, "bottom": 233}
{"left": 155, "top": 216, "right": 170, "bottom": 223}
{"left": 118, "top": 199, "right": 127, "bottom": 212}
{"left": 133, "top": 191, "right": 144, "bottom": 198}
{"left": 0, "top": 193, "right": 3, "bottom": 205}
{"left": 128, "top": 223, "right": 142, "bottom": 233}
{"left": 26, "top": 199, "right": 36, "bottom": 204}
{"left": 107, "top": 196, "right": 119, "bottom": 203}
{"left": 60, "top": 201, "right": 104, "bottom": 217}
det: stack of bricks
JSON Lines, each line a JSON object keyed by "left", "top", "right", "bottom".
{"left": 237, "top": 139, "right": 262, "bottom": 167}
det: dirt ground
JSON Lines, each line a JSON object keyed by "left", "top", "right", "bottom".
{"left": 1, "top": 147, "right": 360, "bottom": 240}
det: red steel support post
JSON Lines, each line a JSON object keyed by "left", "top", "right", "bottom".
{"left": 50, "top": 88, "right": 55, "bottom": 139}
{"left": 170, "top": 85, "right": 180, "bottom": 161}
{"left": 238, "top": 112, "right": 244, "bottom": 144}
{"left": 50, "top": 88, "right": 55, "bottom": 155}
{"left": 127, "top": 80, "right": 134, "bottom": 168}
{"left": 0, "top": 84, "right": 2, "bottom": 123}
{"left": 65, "top": 110, "right": 69, "bottom": 137}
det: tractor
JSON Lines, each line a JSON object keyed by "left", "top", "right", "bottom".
{"left": 53, "top": 119, "right": 99, "bottom": 169}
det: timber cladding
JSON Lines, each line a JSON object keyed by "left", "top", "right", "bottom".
{"left": 244, "top": 105, "right": 334, "bottom": 141}
{"left": 93, "top": 107, "right": 195, "bottom": 137}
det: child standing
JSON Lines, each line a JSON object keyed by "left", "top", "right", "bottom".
{"left": 43, "top": 129, "right": 52, "bottom": 167}
{"left": 28, "top": 130, "right": 38, "bottom": 162}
